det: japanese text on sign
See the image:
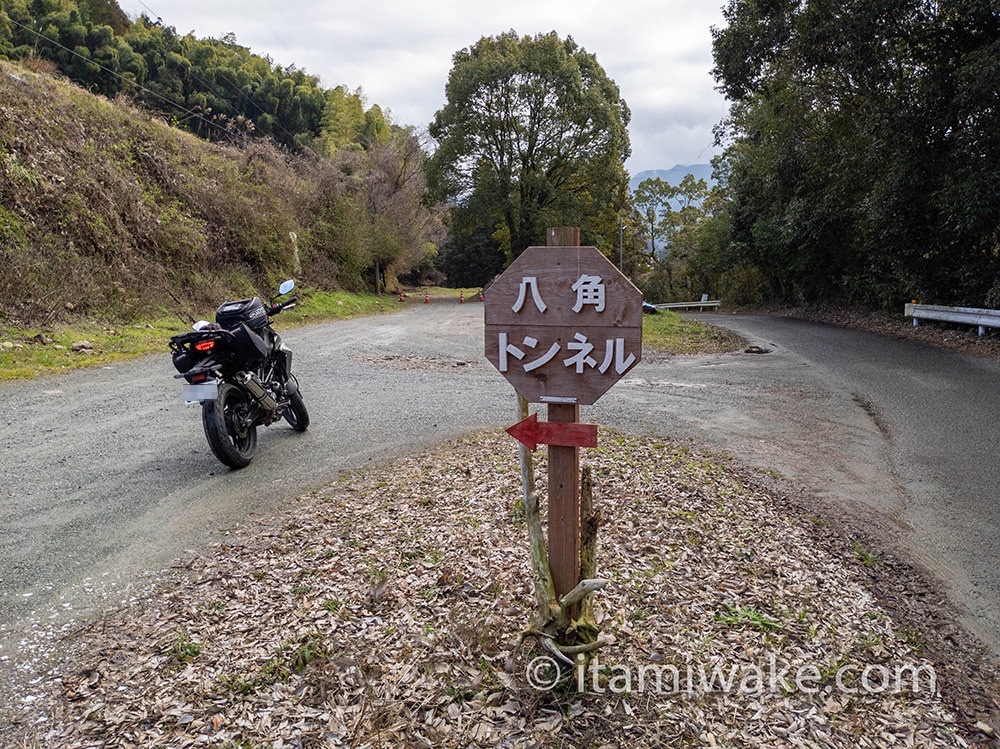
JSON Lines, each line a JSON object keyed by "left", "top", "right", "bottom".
{"left": 497, "top": 274, "right": 637, "bottom": 376}
{"left": 483, "top": 244, "right": 643, "bottom": 405}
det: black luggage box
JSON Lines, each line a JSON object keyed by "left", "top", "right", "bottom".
{"left": 216, "top": 297, "right": 268, "bottom": 331}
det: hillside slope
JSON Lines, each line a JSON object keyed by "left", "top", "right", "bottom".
{"left": 0, "top": 60, "right": 437, "bottom": 328}
{"left": 0, "top": 61, "right": 312, "bottom": 324}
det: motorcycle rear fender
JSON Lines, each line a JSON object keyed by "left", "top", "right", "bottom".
{"left": 170, "top": 329, "right": 233, "bottom": 371}
{"left": 174, "top": 356, "right": 222, "bottom": 381}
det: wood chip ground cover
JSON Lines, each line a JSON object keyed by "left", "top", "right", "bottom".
{"left": 5, "top": 431, "right": 998, "bottom": 748}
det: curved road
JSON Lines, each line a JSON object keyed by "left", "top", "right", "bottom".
{"left": 684, "top": 314, "right": 1000, "bottom": 650}
{"left": 1, "top": 305, "right": 997, "bottom": 676}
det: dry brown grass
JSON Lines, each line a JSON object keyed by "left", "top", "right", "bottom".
{"left": 0, "top": 59, "right": 433, "bottom": 330}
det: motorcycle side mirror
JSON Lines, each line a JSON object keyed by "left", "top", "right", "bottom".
{"left": 192, "top": 320, "right": 212, "bottom": 331}
{"left": 278, "top": 279, "right": 295, "bottom": 296}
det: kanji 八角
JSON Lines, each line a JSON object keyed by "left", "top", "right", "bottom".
{"left": 571, "top": 274, "right": 605, "bottom": 313}
{"left": 512, "top": 277, "right": 547, "bottom": 313}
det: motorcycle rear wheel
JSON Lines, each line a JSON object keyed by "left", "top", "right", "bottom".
{"left": 202, "top": 383, "right": 257, "bottom": 468}
{"left": 283, "top": 391, "right": 309, "bottom": 432}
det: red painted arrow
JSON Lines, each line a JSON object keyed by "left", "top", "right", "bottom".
{"left": 505, "top": 413, "right": 598, "bottom": 451}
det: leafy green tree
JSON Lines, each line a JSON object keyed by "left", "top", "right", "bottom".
{"left": 426, "top": 31, "right": 631, "bottom": 260}
{"left": 2, "top": 2, "right": 390, "bottom": 157}
{"left": 124, "top": 17, "right": 186, "bottom": 106}
{"left": 712, "top": 0, "right": 1000, "bottom": 307}
{"left": 434, "top": 190, "right": 508, "bottom": 287}
{"left": 319, "top": 85, "right": 365, "bottom": 153}
{"left": 632, "top": 175, "right": 713, "bottom": 301}
{"left": 668, "top": 175, "right": 711, "bottom": 289}
{"left": 78, "top": 0, "right": 128, "bottom": 34}
{"left": 359, "top": 103, "right": 392, "bottom": 148}
{"left": 317, "top": 88, "right": 394, "bottom": 155}
{"left": 633, "top": 177, "right": 675, "bottom": 258}
{"left": 0, "top": 16, "right": 13, "bottom": 58}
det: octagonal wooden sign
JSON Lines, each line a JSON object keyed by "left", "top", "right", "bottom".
{"left": 484, "top": 245, "right": 643, "bottom": 405}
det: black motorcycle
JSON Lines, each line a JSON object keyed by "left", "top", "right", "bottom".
{"left": 170, "top": 279, "right": 309, "bottom": 468}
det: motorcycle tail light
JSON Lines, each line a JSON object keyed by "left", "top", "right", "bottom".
{"left": 191, "top": 372, "right": 208, "bottom": 383}
{"left": 194, "top": 339, "right": 216, "bottom": 353}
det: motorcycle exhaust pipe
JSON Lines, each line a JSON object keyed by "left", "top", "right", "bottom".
{"left": 236, "top": 371, "right": 278, "bottom": 412}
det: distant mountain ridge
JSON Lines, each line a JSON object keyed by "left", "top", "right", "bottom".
{"left": 629, "top": 163, "right": 714, "bottom": 193}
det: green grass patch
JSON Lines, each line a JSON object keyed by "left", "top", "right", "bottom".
{"left": 396, "top": 286, "right": 481, "bottom": 304}
{"left": 168, "top": 633, "right": 202, "bottom": 664}
{"left": 715, "top": 601, "right": 781, "bottom": 632}
{"left": 851, "top": 539, "right": 880, "bottom": 568}
{"left": 215, "top": 632, "right": 328, "bottom": 697}
{"left": 0, "top": 320, "right": 180, "bottom": 380}
{"left": 642, "top": 309, "right": 743, "bottom": 354}
{"left": 0, "top": 288, "right": 398, "bottom": 381}
{"left": 280, "top": 289, "right": 399, "bottom": 325}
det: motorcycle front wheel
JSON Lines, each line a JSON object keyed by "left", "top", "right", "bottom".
{"left": 282, "top": 391, "right": 309, "bottom": 432}
{"left": 202, "top": 383, "right": 257, "bottom": 468}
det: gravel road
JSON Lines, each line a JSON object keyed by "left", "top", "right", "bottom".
{"left": 0, "top": 304, "right": 513, "bottom": 645}
{"left": 2, "top": 303, "right": 997, "bottom": 674}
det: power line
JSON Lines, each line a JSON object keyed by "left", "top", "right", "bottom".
{"left": 132, "top": 0, "right": 161, "bottom": 25}
{"left": 5, "top": 12, "right": 305, "bottom": 147}
{"left": 122, "top": 2, "right": 305, "bottom": 144}
{"left": 5, "top": 14, "right": 228, "bottom": 139}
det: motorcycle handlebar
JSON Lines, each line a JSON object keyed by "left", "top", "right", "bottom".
{"left": 268, "top": 296, "right": 297, "bottom": 316}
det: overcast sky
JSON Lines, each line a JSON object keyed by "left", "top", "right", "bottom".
{"left": 117, "top": 0, "right": 732, "bottom": 175}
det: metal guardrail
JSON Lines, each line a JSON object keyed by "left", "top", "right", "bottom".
{"left": 654, "top": 295, "right": 721, "bottom": 312}
{"left": 904, "top": 303, "right": 1000, "bottom": 336}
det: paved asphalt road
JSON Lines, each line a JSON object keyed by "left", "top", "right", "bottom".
{"left": 687, "top": 313, "right": 1000, "bottom": 650}
{"left": 1, "top": 305, "right": 997, "bottom": 685}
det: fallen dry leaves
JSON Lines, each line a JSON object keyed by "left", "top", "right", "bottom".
{"left": 4, "top": 430, "right": 998, "bottom": 748}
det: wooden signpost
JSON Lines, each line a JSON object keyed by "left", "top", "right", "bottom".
{"left": 484, "top": 228, "right": 642, "bottom": 605}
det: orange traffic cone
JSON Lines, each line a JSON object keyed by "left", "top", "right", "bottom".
{"left": 479, "top": 291, "right": 484, "bottom": 302}
{"left": 460, "top": 290, "right": 465, "bottom": 303}
{"left": 398, "top": 290, "right": 405, "bottom": 302}
{"left": 424, "top": 291, "right": 430, "bottom": 304}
